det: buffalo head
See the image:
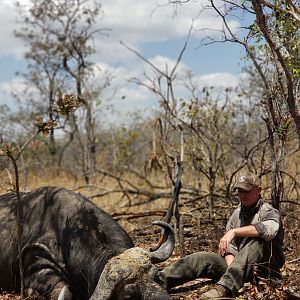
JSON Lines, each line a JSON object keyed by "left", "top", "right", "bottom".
{"left": 88, "top": 221, "right": 174, "bottom": 300}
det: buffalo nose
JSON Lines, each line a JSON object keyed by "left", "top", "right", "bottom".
{"left": 155, "top": 295, "right": 169, "bottom": 300}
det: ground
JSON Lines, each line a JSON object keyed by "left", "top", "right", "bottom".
{"left": 127, "top": 214, "right": 300, "bottom": 300}
{"left": 0, "top": 191, "right": 299, "bottom": 299}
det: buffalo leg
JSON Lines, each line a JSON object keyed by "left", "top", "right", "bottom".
{"left": 23, "top": 245, "right": 71, "bottom": 299}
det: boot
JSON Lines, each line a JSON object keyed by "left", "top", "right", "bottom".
{"left": 200, "top": 284, "right": 232, "bottom": 299}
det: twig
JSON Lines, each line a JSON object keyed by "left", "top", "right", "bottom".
{"left": 112, "top": 210, "right": 165, "bottom": 221}
{"left": 287, "top": 257, "right": 300, "bottom": 264}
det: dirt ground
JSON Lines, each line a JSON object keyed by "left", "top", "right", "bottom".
{"left": 127, "top": 214, "right": 300, "bottom": 300}
{"left": 0, "top": 192, "right": 299, "bottom": 300}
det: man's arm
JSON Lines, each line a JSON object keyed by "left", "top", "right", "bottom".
{"left": 219, "top": 225, "right": 259, "bottom": 257}
{"left": 231, "top": 225, "right": 259, "bottom": 237}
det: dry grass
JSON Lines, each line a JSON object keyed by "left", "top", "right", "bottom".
{"left": 0, "top": 170, "right": 299, "bottom": 299}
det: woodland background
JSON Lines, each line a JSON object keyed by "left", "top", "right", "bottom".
{"left": 0, "top": 0, "right": 300, "bottom": 299}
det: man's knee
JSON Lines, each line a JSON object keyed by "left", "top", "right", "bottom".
{"left": 238, "top": 239, "right": 264, "bottom": 262}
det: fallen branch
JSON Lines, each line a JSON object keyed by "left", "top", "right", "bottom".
{"left": 112, "top": 210, "right": 165, "bottom": 221}
{"left": 89, "top": 188, "right": 171, "bottom": 202}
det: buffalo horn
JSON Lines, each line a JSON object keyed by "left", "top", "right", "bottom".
{"left": 149, "top": 221, "right": 175, "bottom": 263}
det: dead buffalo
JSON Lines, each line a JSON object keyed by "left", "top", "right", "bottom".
{"left": 0, "top": 186, "right": 174, "bottom": 299}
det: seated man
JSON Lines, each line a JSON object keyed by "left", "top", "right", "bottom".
{"left": 159, "top": 172, "right": 285, "bottom": 299}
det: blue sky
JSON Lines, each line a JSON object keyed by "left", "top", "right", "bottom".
{"left": 0, "top": 0, "right": 248, "bottom": 118}
{"left": 141, "top": 37, "right": 244, "bottom": 74}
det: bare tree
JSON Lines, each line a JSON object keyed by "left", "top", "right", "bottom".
{"left": 14, "top": 0, "right": 109, "bottom": 183}
{"left": 121, "top": 36, "right": 271, "bottom": 251}
{"left": 162, "top": 0, "right": 299, "bottom": 209}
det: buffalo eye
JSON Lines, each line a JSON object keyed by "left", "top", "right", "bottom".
{"left": 120, "top": 283, "right": 140, "bottom": 300}
{"left": 148, "top": 266, "right": 160, "bottom": 282}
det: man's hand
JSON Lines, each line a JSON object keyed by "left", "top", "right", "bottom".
{"left": 218, "top": 229, "right": 236, "bottom": 256}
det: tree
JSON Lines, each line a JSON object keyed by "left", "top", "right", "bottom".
{"left": 165, "top": 0, "right": 299, "bottom": 209}
{"left": 211, "top": 0, "right": 299, "bottom": 208}
{"left": 124, "top": 38, "right": 269, "bottom": 225}
{"left": 14, "top": 0, "right": 107, "bottom": 183}
{"left": 251, "top": 0, "right": 300, "bottom": 132}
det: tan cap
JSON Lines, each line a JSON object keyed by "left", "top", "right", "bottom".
{"left": 234, "top": 172, "right": 260, "bottom": 191}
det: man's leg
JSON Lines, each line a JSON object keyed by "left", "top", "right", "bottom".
{"left": 217, "top": 239, "right": 264, "bottom": 296}
{"left": 159, "top": 251, "right": 227, "bottom": 290}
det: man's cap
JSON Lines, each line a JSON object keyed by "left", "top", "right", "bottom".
{"left": 234, "top": 172, "right": 260, "bottom": 191}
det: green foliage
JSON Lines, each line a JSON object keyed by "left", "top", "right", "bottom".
{"left": 241, "top": 0, "right": 300, "bottom": 146}
{"left": 278, "top": 116, "right": 292, "bottom": 139}
{"left": 268, "top": 1, "right": 300, "bottom": 80}
{"left": 250, "top": 0, "right": 300, "bottom": 82}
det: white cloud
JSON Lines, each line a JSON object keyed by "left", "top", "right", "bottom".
{"left": 0, "top": 77, "right": 26, "bottom": 95}
{"left": 0, "top": 78, "right": 24, "bottom": 109}
{"left": 94, "top": 0, "right": 240, "bottom": 63}
{"left": 0, "top": 0, "right": 241, "bottom": 61}
{"left": 89, "top": 62, "right": 158, "bottom": 110}
{"left": 197, "top": 72, "right": 241, "bottom": 88}
{"left": 0, "top": 0, "right": 244, "bottom": 120}
{"left": 88, "top": 56, "right": 243, "bottom": 117}
{"left": 148, "top": 55, "right": 189, "bottom": 73}
{"left": 0, "top": 2, "right": 24, "bottom": 58}
{"left": 100, "top": 1, "right": 191, "bottom": 43}
{"left": 100, "top": 0, "right": 239, "bottom": 43}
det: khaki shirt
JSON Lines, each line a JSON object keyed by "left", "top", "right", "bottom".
{"left": 226, "top": 198, "right": 285, "bottom": 266}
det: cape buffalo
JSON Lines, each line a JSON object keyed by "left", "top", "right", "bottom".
{"left": 0, "top": 186, "right": 174, "bottom": 299}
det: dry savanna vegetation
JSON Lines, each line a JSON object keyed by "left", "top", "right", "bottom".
{"left": 0, "top": 154, "right": 299, "bottom": 300}
{"left": 1, "top": 0, "right": 300, "bottom": 299}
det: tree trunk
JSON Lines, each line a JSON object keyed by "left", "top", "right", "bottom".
{"left": 84, "top": 103, "right": 96, "bottom": 184}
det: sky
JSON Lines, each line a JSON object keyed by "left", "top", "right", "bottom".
{"left": 0, "top": 0, "right": 249, "bottom": 123}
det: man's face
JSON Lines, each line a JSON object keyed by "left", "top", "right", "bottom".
{"left": 237, "top": 186, "right": 261, "bottom": 207}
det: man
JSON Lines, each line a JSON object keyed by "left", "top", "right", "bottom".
{"left": 159, "top": 172, "right": 285, "bottom": 299}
